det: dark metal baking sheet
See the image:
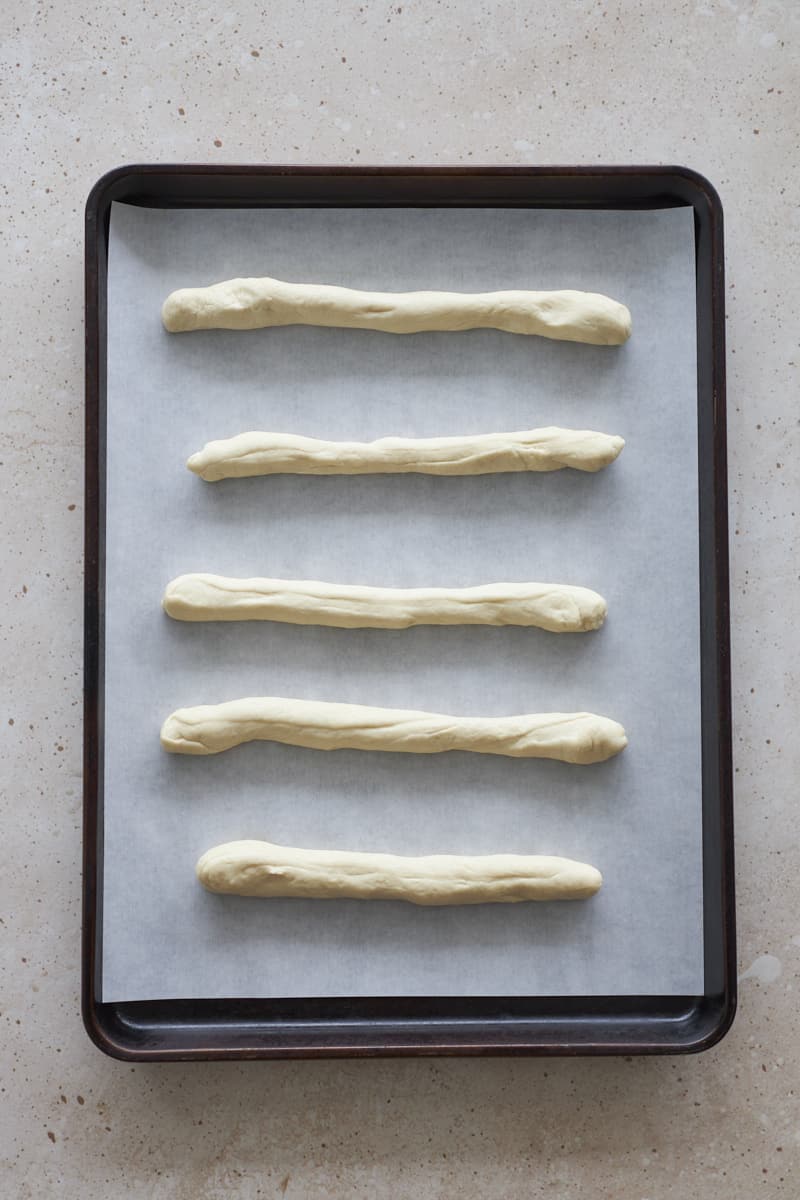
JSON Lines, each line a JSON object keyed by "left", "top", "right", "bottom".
{"left": 83, "top": 164, "right": 734, "bottom": 1059}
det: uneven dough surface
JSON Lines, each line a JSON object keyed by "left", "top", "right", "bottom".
{"left": 163, "top": 574, "right": 607, "bottom": 633}
{"left": 162, "top": 275, "right": 632, "bottom": 345}
{"left": 196, "top": 839, "right": 603, "bottom": 904}
{"left": 160, "top": 697, "right": 628, "bottom": 764}
{"left": 187, "top": 427, "right": 625, "bottom": 480}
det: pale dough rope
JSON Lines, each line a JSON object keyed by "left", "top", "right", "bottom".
{"left": 196, "top": 840, "right": 603, "bottom": 904}
{"left": 187, "top": 428, "right": 625, "bottom": 480}
{"left": 160, "top": 697, "right": 628, "bottom": 764}
{"left": 162, "top": 575, "right": 608, "bottom": 633}
{"left": 162, "top": 276, "right": 632, "bottom": 345}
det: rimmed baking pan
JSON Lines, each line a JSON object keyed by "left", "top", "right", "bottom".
{"left": 84, "top": 165, "right": 733, "bottom": 1059}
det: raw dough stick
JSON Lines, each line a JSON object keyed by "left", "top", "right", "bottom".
{"left": 163, "top": 575, "right": 608, "bottom": 633}
{"left": 187, "top": 427, "right": 625, "bottom": 480}
{"left": 196, "top": 840, "right": 603, "bottom": 905}
{"left": 162, "top": 276, "right": 632, "bottom": 345}
{"left": 160, "top": 697, "right": 628, "bottom": 764}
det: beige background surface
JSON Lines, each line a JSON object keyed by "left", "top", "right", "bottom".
{"left": 1, "top": 1, "right": 798, "bottom": 1196}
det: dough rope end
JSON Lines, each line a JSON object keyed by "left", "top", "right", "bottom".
{"left": 566, "top": 715, "right": 628, "bottom": 763}
{"left": 581, "top": 601, "right": 607, "bottom": 632}
{"left": 618, "top": 306, "right": 633, "bottom": 343}
{"left": 196, "top": 847, "right": 218, "bottom": 888}
{"left": 608, "top": 724, "right": 629, "bottom": 758}
{"left": 160, "top": 712, "right": 211, "bottom": 755}
{"left": 162, "top": 291, "right": 188, "bottom": 333}
{"left": 578, "top": 865, "right": 603, "bottom": 896}
{"left": 597, "top": 299, "right": 631, "bottom": 345}
{"left": 161, "top": 578, "right": 183, "bottom": 618}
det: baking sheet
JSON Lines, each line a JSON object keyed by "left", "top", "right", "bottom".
{"left": 102, "top": 201, "right": 701, "bottom": 1001}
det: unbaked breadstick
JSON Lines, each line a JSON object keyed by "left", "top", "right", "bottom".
{"left": 162, "top": 276, "right": 631, "bottom": 345}
{"left": 187, "top": 427, "right": 625, "bottom": 480}
{"left": 160, "top": 697, "right": 627, "bottom": 764}
{"left": 196, "top": 839, "right": 603, "bottom": 904}
{"left": 163, "top": 574, "right": 608, "bottom": 633}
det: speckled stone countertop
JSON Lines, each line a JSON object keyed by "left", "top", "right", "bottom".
{"left": 2, "top": 2, "right": 798, "bottom": 1196}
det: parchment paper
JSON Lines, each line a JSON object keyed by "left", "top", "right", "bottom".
{"left": 102, "top": 201, "right": 701, "bottom": 1001}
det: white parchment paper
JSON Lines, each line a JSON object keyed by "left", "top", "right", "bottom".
{"left": 102, "top": 201, "right": 701, "bottom": 1001}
